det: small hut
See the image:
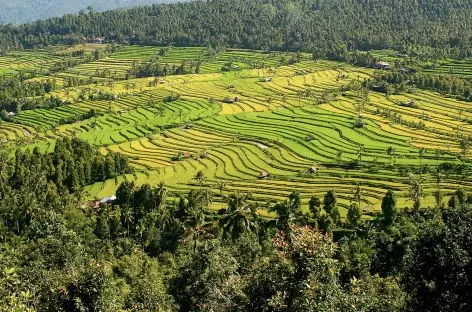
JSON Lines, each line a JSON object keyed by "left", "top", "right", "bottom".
{"left": 374, "top": 61, "right": 391, "bottom": 70}
{"left": 305, "top": 135, "right": 314, "bottom": 141}
{"left": 259, "top": 171, "right": 270, "bottom": 179}
{"left": 308, "top": 166, "right": 318, "bottom": 174}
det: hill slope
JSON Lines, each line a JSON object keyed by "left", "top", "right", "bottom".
{"left": 0, "top": 0, "right": 180, "bottom": 25}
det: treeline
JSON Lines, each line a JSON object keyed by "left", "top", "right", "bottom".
{"left": 2, "top": 172, "right": 472, "bottom": 310}
{"left": 370, "top": 70, "right": 472, "bottom": 102}
{"left": 0, "top": 77, "right": 58, "bottom": 112}
{"left": 0, "top": 137, "right": 131, "bottom": 234}
{"left": 2, "top": 0, "right": 472, "bottom": 59}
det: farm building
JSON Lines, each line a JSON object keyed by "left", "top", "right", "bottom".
{"left": 374, "top": 61, "right": 391, "bottom": 70}
{"left": 308, "top": 166, "right": 318, "bottom": 174}
{"left": 259, "top": 171, "right": 270, "bottom": 179}
{"left": 182, "top": 152, "right": 192, "bottom": 158}
{"left": 92, "top": 36, "right": 106, "bottom": 44}
{"left": 305, "top": 135, "right": 314, "bottom": 141}
{"left": 264, "top": 77, "right": 273, "bottom": 82}
{"left": 403, "top": 99, "right": 415, "bottom": 107}
{"left": 99, "top": 195, "right": 116, "bottom": 205}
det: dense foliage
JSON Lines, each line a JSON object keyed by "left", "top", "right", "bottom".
{"left": 2, "top": 0, "right": 472, "bottom": 58}
{"left": 3, "top": 163, "right": 472, "bottom": 311}
{"left": 0, "top": 0, "right": 180, "bottom": 25}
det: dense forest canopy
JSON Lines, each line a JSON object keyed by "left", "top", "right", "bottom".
{"left": 0, "top": 0, "right": 181, "bottom": 25}
{"left": 1, "top": 0, "right": 472, "bottom": 58}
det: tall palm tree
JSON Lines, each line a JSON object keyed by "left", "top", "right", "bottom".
{"left": 408, "top": 173, "right": 423, "bottom": 217}
{"left": 121, "top": 205, "right": 134, "bottom": 237}
{"left": 155, "top": 181, "right": 168, "bottom": 211}
{"left": 357, "top": 145, "right": 364, "bottom": 168}
{"left": 386, "top": 146, "right": 396, "bottom": 166}
{"left": 351, "top": 183, "right": 364, "bottom": 211}
{"left": 182, "top": 191, "right": 216, "bottom": 251}
{"left": 216, "top": 180, "right": 228, "bottom": 208}
{"left": 193, "top": 170, "right": 206, "bottom": 186}
{"left": 337, "top": 150, "right": 344, "bottom": 165}
{"left": 418, "top": 148, "right": 425, "bottom": 176}
{"left": 270, "top": 192, "right": 302, "bottom": 239}
{"left": 220, "top": 192, "right": 258, "bottom": 240}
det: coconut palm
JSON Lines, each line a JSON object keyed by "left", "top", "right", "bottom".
{"left": 216, "top": 180, "right": 229, "bottom": 208}
{"left": 220, "top": 192, "right": 258, "bottom": 240}
{"left": 351, "top": 183, "right": 364, "bottom": 211}
{"left": 357, "top": 145, "right": 364, "bottom": 168}
{"left": 155, "top": 181, "right": 168, "bottom": 210}
{"left": 408, "top": 173, "right": 423, "bottom": 217}
{"left": 418, "top": 148, "right": 425, "bottom": 176}
{"left": 193, "top": 170, "right": 206, "bottom": 186}
{"left": 336, "top": 150, "right": 343, "bottom": 165}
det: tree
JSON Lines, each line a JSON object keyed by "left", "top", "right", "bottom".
{"left": 408, "top": 173, "right": 423, "bottom": 217}
{"left": 323, "top": 190, "right": 340, "bottom": 225}
{"left": 216, "top": 179, "right": 228, "bottom": 208}
{"left": 220, "top": 192, "right": 258, "bottom": 240}
{"left": 193, "top": 170, "right": 206, "bottom": 186}
{"left": 387, "top": 146, "right": 396, "bottom": 166}
{"left": 336, "top": 150, "right": 343, "bottom": 165}
{"left": 155, "top": 181, "right": 168, "bottom": 211}
{"left": 418, "top": 147, "right": 425, "bottom": 176}
{"left": 347, "top": 203, "right": 361, "bottom": 228}
{"left": 357, "top": 145, "right": 364, "bottom": 168}
{"left": 308, "top": 195, "right": 321, "bottom": 220}
{"left": 270, "top": 191, "right": 303, "bottom": 236}
{"left": 402, "top": 203, "right": 472, "bottom": 311}
{"left": 351, "top": 183, "right": 364, "bottom": 211}
{"left": 381, "top": 190, "right": 397, "bottom": 226}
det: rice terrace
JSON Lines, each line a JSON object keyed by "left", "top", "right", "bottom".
{"left": 2, "top": 44, "right": 471, "bottom": 218}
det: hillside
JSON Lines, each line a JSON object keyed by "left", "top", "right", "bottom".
{"left": 2, "top": 1, "right": 472, "bottom": 311}
{"left": 1, "top": 0, "right": 472, "bottom": 59}
{"left": 0, "top": 0, "right": 180, "bottom": 25}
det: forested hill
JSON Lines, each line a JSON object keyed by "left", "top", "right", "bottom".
{"left": 0, "top": 0, "right": 180, "bottom": 25}
{"left": 1, "top": 0, "right": 472, "bottom": 58}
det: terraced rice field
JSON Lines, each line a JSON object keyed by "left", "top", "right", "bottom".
{"left": 2, "top": 47, "right": 472, "bottom": 216}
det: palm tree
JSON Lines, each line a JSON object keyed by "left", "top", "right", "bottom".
{"left": 182, "top": 191, "right": 216, "bottom": 251}
{"left": 386, "top": 146, "right": 396, "bottom": 166}
{"left": 270, "top": 192, "right": 302, "bottom": 238}
{"left": 337, "top": 150, "right": 344, "bottom": 165}
{"left": 155, "top": 181, "right": 168, "bottom": 211}
{"left": 357, "top": 145, "right": 364, "bottom": 168}
{"left": 408, "top": 173, "right": 423, "bottom": 217}
{"left": 418, "top": 148, "right": 425, "bottom": 176}
{"left": 216, "top": 180, "right": 229, "bottom": 208}
{"left": 220, "top": 192, "right": 258, "bottom": 240}
{"left": 193, "top": 170, "right": 206, "bottom": 186}
{"left": 121, "top": 205, "right": 134, "bottom": 237}
{"left": 351, "top": 183, "right": 364, "bottom": 211}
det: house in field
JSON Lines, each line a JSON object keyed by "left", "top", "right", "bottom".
{"left": 403, "top": 99, "right": 416, "bottom": 107}
{"left": 182, "top": 152, "right": 192, "bottom": 158}
{"left": 305, "top": 135, "right": 314, "bottom": 141}
{"left": 374, "top": 61, "right": 391, "bottom": 70}
{"left": 99, "top": 195, "right": 116, "bottom": 205}
{"left": 6, "top": 111, "right": 15, "bottom": 116}
{"left": 264, "top": 77, "right": 273, "bottom": 82}
{"left": 92, "top": 36, "right": 106, "bottom": 44}
{"left": 259, "top": 171, "right": 270, "bottom": 179}
{"left": 308, "top": 166, "right": 318, "bottom": 174}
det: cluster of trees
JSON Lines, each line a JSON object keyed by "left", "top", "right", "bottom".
{"left": 0, "top": 77, "right": 58, "bottom": 112}
{"left": 370, "top": 70, "right": 472, "bottom": 102}
{"left": 131, "top": 59, "right": 201, "bottom": 78}
{"left": 2, "top": 0, "right": 472, "bottom": 59}
{"left": 2, "top": 169, "right": 472, "bottom": 311}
